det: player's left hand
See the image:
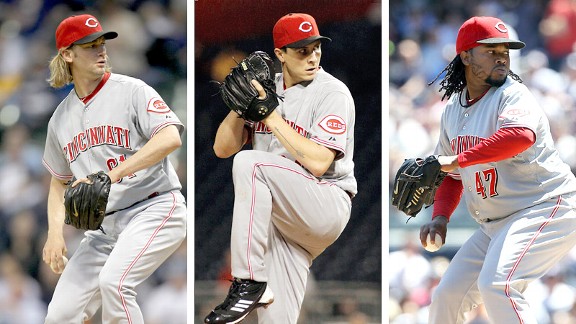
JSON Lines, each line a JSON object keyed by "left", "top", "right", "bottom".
{"left": 72, "top": 172, "right": 118, "bottom": 186}
{"left": 64, "top": 171, "right": 111, "bottom": 231}
{"left": 219, "top": 51, "right": 281, "bottom": 122}
{"left": 70, "top": 176, "right": 93, "bottom": 187}
{"left": 391, "top": 155, "right": 447, "bottom": 217}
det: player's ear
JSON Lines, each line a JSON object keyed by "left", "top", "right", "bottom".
{"left": 60, "top": 48, "right": 74, "bottom": 63}
{"left": 274, "top": 48, "right": 285, "bottom": 63}
{"left": 460, "top": 50, "right": 470, "bottom": 66}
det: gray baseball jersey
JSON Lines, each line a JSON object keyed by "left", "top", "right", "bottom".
{"left": 42, "top": 73, "right": 184, "bottom": 212}
{"left": 435, "top": 77, "right": 576, "bottom": 222}
{"left": 429, "top": 76, "right": 576, "bottom": 323}
{"left": 42, "top": 72, "right": 187, "bottom": 323}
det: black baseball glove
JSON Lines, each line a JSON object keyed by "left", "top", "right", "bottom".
{"left": 391, "top": 155, "right": 447, "bottom": 217}
{"left": 64, "top": 171, "right": 111, "bottom": 231}
{"left": 219, "top": 51, "right": 282, "bottom": 122}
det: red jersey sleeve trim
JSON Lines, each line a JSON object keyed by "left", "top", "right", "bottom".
{"left": 458, "top": 127, "right": 536, "bottom": 168}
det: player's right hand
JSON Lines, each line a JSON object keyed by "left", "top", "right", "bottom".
{"left": 42, "top": 234, "right": 68, "bottom": 274}
{"left": 437, "top": 155, "right": 460, "bottom": 172}
{"left": 419, "top": 216, "right": 448, "bottom": 248}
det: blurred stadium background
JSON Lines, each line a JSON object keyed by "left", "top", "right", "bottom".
{"left": 194, "top": 1, "right": 382, "bottom": 323}
{"left": 390, "top": 0, "right": 576, "bottom": 323}
{"left": 0, "top": 0, "right": 186, "bottom": 323}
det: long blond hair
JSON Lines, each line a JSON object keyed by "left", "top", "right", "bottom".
{"left": 47, "top": 48, "right": 112, "bottom": 89}
{"left": 47, "top": 52, "right": 72, "bottom": 88}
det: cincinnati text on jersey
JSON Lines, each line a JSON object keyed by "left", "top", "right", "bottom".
{"left": 253, "top": 118, "right": 310, "bottom": 137}
{"left": 450, "top": 135, "right": 485, "bottom": 154}
{"left": 63, "top": 125, "right": 132, "bottom": 162}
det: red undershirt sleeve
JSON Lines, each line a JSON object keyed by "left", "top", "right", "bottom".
{"left": 432, "top": 176, "right": 463, "bottom": 221}
{"left": 245, "top": 124, "right": 253, "bottom": 144}
{"left": 458, "top": 127, "right": 536, "bottom": 167}
{"left": 432, "top": 127, "right": 535, "bottom": 221}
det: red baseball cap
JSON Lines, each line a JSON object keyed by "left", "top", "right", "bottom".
{"left": 55, "top": 14, "right": 118, "bottom": 50}
{"left": 456, "top": 16, "right": 525, "bottom": 54}
{"left": 273, "top": 13, "right": 331, "bottom": 49}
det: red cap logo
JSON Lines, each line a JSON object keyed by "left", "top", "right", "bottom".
{"left": 455, "top": 16, "right": 525, "bottom": 54}
{"left": 299, "top": 22, "right": 313, "bottom": 33}
{"left": 273, "top": 13, "right": 331, "bottom": 49}
{"left": 85, "top": 17, "right": 98, "bottom": 28}
{"left": 55, "top": 14, "right": 118, "bottom": 50}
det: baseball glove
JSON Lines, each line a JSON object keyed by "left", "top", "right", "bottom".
{"left": 64, "top": 171, "right": 111, "bottom": 231}
{"left": 391, "top": 155, "right": 447, "bottom": 217}
{"left": 219, "top": 51, "right": 282, "bottom": 122}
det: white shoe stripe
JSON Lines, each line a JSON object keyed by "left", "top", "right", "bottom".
{"left": 230, "top": 300, "right": 254, "bottom": 312}
{"left": 237, "top": 300, "right": 253, "bottom": 305}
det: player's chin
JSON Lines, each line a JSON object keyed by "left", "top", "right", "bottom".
{"left": 486, "top": 74, "right": 507, "bottom": 87}
{"left": 301, "top": 70, "right": 317, "bottom": 80}
{"left": 93, "top": 67, "right": 107, "bottom": 77}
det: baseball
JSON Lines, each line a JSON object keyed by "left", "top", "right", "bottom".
{"left": 51, "top": 256, "right": 68, "bottom": 274}
{"left": 424, "top": 233, "right": 443, "bottom": 252}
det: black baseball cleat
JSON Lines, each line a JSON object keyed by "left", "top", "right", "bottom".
{"left": 204, "top": 278, "right": 274, "bottom": 323}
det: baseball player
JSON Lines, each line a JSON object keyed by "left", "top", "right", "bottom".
{"left": 422, "top": 16, "right": 576, "bottom": 323}
{"left": 204, "top": 13, "right": 357, "bottom": 324}
{"left": 41, "top": 14, "right": 186, "bottom": 323}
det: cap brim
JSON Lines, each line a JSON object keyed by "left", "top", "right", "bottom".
{"left": 285, "top": 35, "right": 332, "bottom": 48}
{"left": 477, "top": 38, "right": 525, "bottom": 49}
{"left": 73, "top": 31, "right": 118, "bottom": 45}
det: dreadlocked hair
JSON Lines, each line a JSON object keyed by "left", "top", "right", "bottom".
{"left": 428, "top": 54, "right": 523, "bottom": 101}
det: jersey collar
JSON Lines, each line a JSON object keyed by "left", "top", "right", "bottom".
{"left": 459, "top": 86, "right": 490, "bottom": 108}
{"left": 79, "top": 72, "right": 111, "bottom": 104}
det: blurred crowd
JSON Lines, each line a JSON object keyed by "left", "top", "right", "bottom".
{"left": 389, "top": 238, "right": 576, "bottom": 324}
{"left": 390, "top": 0, "right": 576, "bottom": 323}
{"left": 0, "top": 0, "right": 187, "bottom": 323}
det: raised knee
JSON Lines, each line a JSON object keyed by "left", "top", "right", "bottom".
{"left": 232, "top": 150, "right": 256, "bottom": 169}
{"left": 232, "top": 151, "right": 273, "bottom": 181}
{"left": 477, "top": 277, "right": 507, "bottom": 299}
